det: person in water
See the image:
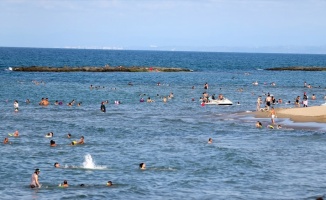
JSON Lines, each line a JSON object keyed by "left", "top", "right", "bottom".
{"left": 256, "top": 121, "right": 263, "bottom": 128}
{"left": 14, "top": 100, "right": 19, "bottom": 112}
{"left": 13, "top": 130, "right": 19, "bottom": 137}
{"left": 59, "top": 180, "right": 68, "bottom": 187}
{"left": 77, "top": 136, "right": 84, "bottom": 144}
{"left": 100, "top": 102, "right": 106, "bottom": 112}
{"left": 54, "top": 162, "right": 60, "bottom": 168}
{"left": 30, "top": 169, "right": 41, "bottom": 188}
{"left": 107, "top": 181, "right": 113, "bottom": 186}
{"left": 67, "top": 133, "right": 71, "bottom": 138}
{"left": 50, "top": 140, "right": 56, "bottom": 147}
{"left": 3, "top": 137, "right": 9, "bottom": 144}
{"left": 46, "top": 132, "right": 54, "bottom": 137}
{"left": 139, "top": 163, "right": 146, "bottom": 170}
{"left": 208, "top": 138, "right": 213, "bottom": 144}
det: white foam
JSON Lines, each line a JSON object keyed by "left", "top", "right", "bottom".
{"left": 82, "top": 154, "right": 107, "bottom": 169}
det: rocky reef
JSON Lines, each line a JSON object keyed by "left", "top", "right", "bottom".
{"left": 266, "top": 66, "right": 326, "bottom": 71}
{"left": 11, "top": 66, "right": 192, "bottom": 72}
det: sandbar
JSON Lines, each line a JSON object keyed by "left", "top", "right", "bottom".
{"left": 252, "top": 106, "right": 326, "bottom": 123}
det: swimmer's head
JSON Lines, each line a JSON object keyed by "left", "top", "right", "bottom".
{"left": 67, "top": 133, "right": 71, "bottom": 138}
{"left": 139, "top": 163, "right": 146, "bottom": 169}
{"left": 107, "top": 181, "right": 112, "bottom": 186}
{"left": 50, "top": 140, "right": 55, "bottom": 145}
{"left": 63, "top": 180, "right": 68, "bottom": 184}
{"left": 54, "top": 162, "right": 60, "bottom": 168}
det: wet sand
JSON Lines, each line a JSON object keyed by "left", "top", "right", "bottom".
{"left": 252, "top": 106, "right": 326, "bottom": 123}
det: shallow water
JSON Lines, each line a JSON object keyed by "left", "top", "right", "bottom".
{"left": 0, "top": 48, "right": 326, "bottom": 199}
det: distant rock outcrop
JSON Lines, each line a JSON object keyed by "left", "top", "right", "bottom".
{"left": 12, "top": 66, "right": 192, "bottom": 72}
{"left": 266, "top": 66, "right": 326, "bottom": 71}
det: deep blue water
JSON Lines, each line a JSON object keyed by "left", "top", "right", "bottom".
{"left": 0, "top": 47, "right": 326, "bottom": 200}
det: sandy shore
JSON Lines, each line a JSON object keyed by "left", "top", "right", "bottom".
{"left": 252, "top": 106, "right": 326, "bottom": 123}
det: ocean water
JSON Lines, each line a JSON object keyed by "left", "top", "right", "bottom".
{"left": 0, "top": 47, "right": 326, "bottom": 200}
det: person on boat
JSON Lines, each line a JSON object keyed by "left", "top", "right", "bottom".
{"left": 139, "top": 163, "right": 146, "bottom": 170}
{"left": 30, "top": 169, "right": 41, "bottom": 188}
{"left": 50, "top": 140, "right": 57, "bottom": 147}
{"left": 208, "top": 138, "right": 213, "bottom": 144}
{"left": 218, "top": 94, "right": 224, "bottom": 100}
{"left": 100, "top": 102, "right": 106, "bottom": 112}
{"left": 13, "top": 130, "right": 19, "bottom": 137}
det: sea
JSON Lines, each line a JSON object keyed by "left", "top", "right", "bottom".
{"left": 0, "top": 47, "right": 326, "bottom": 200}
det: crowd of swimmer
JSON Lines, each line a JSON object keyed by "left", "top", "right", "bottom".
{"left": 5, "top": 82, "right": 181, "bottom": 189}
{"left": 6, "top": 80, "right": 326, "bottom": 188}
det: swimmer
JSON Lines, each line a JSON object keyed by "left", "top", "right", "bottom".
{"left": 14, "top": 100, "right": 19, "bottom": 112}
{"left": 256, "top": 121, "right": 262, "bottom": 128}
{"left": 140, "top": 98, "right": 145, "bottom": 102}
{"left": 107, "top": 181, "right": 113, "bottom": 186}
{"left": 30, "top": 169, "right": 41, "bottom": 188}
{"left": 277, "top": 124, "right": 282, "bottom": 129}
{"left": 3, "top": 137, "right": 9, "bottom": 144}
{"left": 208, "top": 138, "right": 213, "bottom": 144}
{"left": 54, "top": 162, "right": 60, "bottom": 168}
{"left": 139, "top": 162, "right": 146, "bottom": 170}
{"left": 101, "top": 102, "right": 106, "bottom": 112}
{"left": 59, "top": 180, "right": 68, "bottom": 188}
{"left": 77, "top": 136, "right": 84, "bottom": 144}
{"left": 67, "top": 133, "right": 71, "bottom": 138}
{"left": 13, "top": 130, "right": 19, "bottom": 137}
{"left": 50, "top": 140, "right": 56, "bottom": 147}
{"left": 147, "top": 97, "right": 154, "bottom": 103}
{"left": 46, "top": 132, "right": 54, "bottom": 137}
{"left": 77, "top": 102, "right": 82, "bottom": 106}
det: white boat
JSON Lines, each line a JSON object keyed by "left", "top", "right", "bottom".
{"left": 203, "top": 98, "right": 233, "bottom": 105}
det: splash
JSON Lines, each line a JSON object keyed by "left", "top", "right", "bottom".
{"left": 82, "top": 154, "right": 107, "bottom": 169}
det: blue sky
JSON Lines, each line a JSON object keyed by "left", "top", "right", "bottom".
{"left": 1, "top": 0, "right": 326, "bottom": 53}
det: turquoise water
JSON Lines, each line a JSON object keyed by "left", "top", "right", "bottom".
{"left": 0, "top": 47, "right": 326, "bottom": 199}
